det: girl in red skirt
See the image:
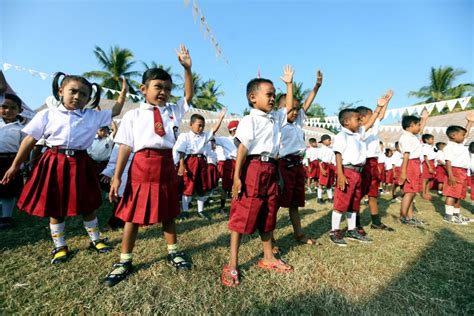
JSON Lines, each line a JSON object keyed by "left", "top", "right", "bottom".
{"left": 1, "top": 73, "right": 127, "bottom": 263}
{"left": 434, "top": 142, "right": 447, "bottom": 195}
{"left": 104, "top": 45, "right": 194, "bottom": 287}
{"left": 0, "top": 94, "right": 24, "bottom": 229}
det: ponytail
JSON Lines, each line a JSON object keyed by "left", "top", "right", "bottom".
{"left": 52, "top": 72, "right": 67, "bottom": 101}
{"left": 89, "top": 83, "right": 102, "bottom": 108}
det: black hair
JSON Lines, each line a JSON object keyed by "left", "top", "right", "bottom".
{"left": 469, "top": 142, "right": 474, "bottom": 154}
{"left": 434, "top": 142, "right": 446, "bottom": 152}
{"left": 385, "top": 148, "right": 392, "bottom": 155}
{"left": 446, "top": 125, "right": 466, "bottom": 139}
{"left": 190, "top": 113, "right": 205, "bottom": 124}
{"left": 142, "top": 68, "right": 172, "bottom": 85}
{"left": 308, "top": 138, "right": 317, "bottom": 143}
{"left": 52, "top": 72, "right": 101, "bottom": 108}
{"left": 379, "top": 141, "right": 384, "bottom": 145}
{"left": 394, "top": 141, "right": 400, "bottom": 149}
{"left": 246, "top": 78, "right": 273, "bottom": 107}
{"left": 338, "top": 108, "right": 358, "bottom": 125}
{"left": 3, "top": 93, "right": 23, "bottom": 111}
{"left": 356, "top": 106, "right": 372, "bottom": 117}
{"left": 421, "top": 134, "right": 434, "bottom": 143}
{"left": 401, "top": 115, "right": 420, "bottom": 130}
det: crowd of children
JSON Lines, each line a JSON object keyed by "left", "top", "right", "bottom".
{"left": 0, "top": 46, "right": 473, "bottom": 289}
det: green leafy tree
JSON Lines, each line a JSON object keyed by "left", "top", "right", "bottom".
{"left": 192, "top": 79, "right": 225, "bottom": 111}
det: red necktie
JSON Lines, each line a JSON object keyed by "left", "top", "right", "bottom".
{"left": 153, "top": 107, "right": 166, "bottom": 136}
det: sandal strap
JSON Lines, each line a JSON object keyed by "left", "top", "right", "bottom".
{"left": 51, "top": 246, "right": 68, "bottom": 255}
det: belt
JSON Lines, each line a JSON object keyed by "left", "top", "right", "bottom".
{"left": 248, "top": 155, "right": 278, "bottom": 164}
{"left": 187, "top": 154, "right": 206, "bottom": 158}
{"left": 49, "top": 147, "right": 87, "bottom": 157}
{"left": 281, "top": 155, "right": 303, "bottom": 168}
{"left": 344, "top": 164, "right": 364, "bottom": 173}
{"left": 0, "top": 153, "right": 16, "bottom": 159}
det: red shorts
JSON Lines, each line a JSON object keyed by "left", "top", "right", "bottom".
{"left": 217, "top": 161, "right": 225, "bottom": 179}
{"left": 378, "top": 163, "right": 386, "bottom": 183}
{"left": 17, "top": 149, "right": 101, "bottom": 218}
{"left": 385, "top": 169, "right": 393, "bottom": 185}
{"left": 307, "top": 160, "right": 320, "bottom": 180}
{"left": 0, "top": 155, "right": 23, "bottom": 199}
{"left": 319, "top": 162, "right": 335, "bottom": 188}
{"left": 402, "top": 159, "right": 422, "bottom": 193}
{"left": 207, "top": 163, "right": 218, "bottom": 190}
{"left": 116, "top": 149, "right": 179, "bottom": 225}
{"left": 182, "top": 156, "right": 210, "bottom": 196}
{"left": 221, "top": 159, "right": 235, "bottom": 192}
{"left": 435, "top": 165, "right": 447, "bottom": 183}
{"left": 228, "top": 159, "right": 279, "bottom": 234}
{"left": 443, "top": 167, "right": 468, "bottom": 199}
{"left": 361, "top": 157, "right": 380, "bottom": 197}
{"left": 422, "top": 160, "right": 436, "bottom": 180}
{"left": 278, "top": 156, "right": 305, "bottom": 208}
{"left": 392, "top": 167, "right": 401, "bottom": 185}
{"left": 470, "top": 174, "right": 474, "bottom": 201}
{"left": 333, "top": 167, "right": 363, "bottom": 213}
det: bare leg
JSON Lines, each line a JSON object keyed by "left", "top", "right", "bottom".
{"left": 121, "top": 222, "right": 139, "bottom": 253}
{"left": 228, "top": 231, "right": 241, "bottom": 270}
{"left": 162, "top": 219, "right": 177, "bottom": 245}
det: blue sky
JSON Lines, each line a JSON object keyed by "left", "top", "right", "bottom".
{"left": 1, "top": 0, "right": 472, "bottom": 118}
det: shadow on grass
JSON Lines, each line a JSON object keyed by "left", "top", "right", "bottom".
{"left": 239, "top": 228, "right": 474, "bottom": 315}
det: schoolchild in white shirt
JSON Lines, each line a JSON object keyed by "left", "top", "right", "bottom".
{"left": 317, "top": 134, "right": 335, "bottom": 204}
{"left": 434, "top": 142, "right": 447, "bottom": 195}
{"left": 421, "top": 134, "right": 436, "bottom": 200}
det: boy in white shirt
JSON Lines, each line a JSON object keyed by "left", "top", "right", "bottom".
{"left": 434, "top": 142, "right": 447, "bottom": 195}
{"left": 391, "top": 142, "right": 403, "bottom": 201}
{"left": 384, "top": 148, "right": 394, "bottom": 193}
{"left": 88, "top": 121, "right": 117, "bottom": 192}
{"left": 318, "top": 134, "right": 335, "bottom": 204}
{"left": 306, "top": 138, "right": 319, "bottom": 193}
{"left": 421, "top": 134, "right": 436, "bottom": 200}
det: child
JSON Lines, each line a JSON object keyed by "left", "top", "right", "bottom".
{"left": 469, "top": 142, "right": 474, "bottom": 213}
{"left": 329, "top": 91, "right": 391, "bottom": 246}
{"left": 398, "top": 111, "right": 429, "bottom": 225}
{"left": 221, "top": 66, "right": 294, "bottom": 287}
{"left": 0, "top": 94, "right": 24, "bottom": 229}
{"left": 104, "top": 45, "right": 193, "bottom": 287}
{"left": 421, "top": 133, "right": 436, "bottom": 200}
{"left": 434, "top": 142, "right": 447, "bottom": 195}
{"left": 214, "top": 120, "right": 239, "bottom": 214}
{"left": 383, "top": 148, "right": 394, "bottom": 194}
{"left": 377, "top": 142, "right": 386, "bottom": 193}
{"left": 357, "top": 94, "right": 394, "bottom": 232}
{"left": 306, "top": 138, "right": 319, "bottom": 193}
{"left": 277, "top": 69, "right": 323, "bottom": 246}
{"left": 88, "top": 121, "right": 117, "bottom": 192}
{"left": 175, "top": 111, "right": 226, "bottom": 220}
{"left": 318, "top": 134, "right": 335, "bottom": 204}
{"left": 206, "top": 140, "right": 219, "bottom": 199}
{"left": 442, "top": 115, "right": 474, "bottom": 224}
{"left": 1, "top": 74, "right": 127, "bottom": 263}
{"left": 391, "top": 142, "right": 403, "bottom": 201}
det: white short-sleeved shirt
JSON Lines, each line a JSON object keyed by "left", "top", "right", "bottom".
{"left": 435, "top": 150, "right": 445, "bottom": 167}
{"left": 306, "top": 147, "right": 318, "bottom": 162}
{"left": 279, "top": 109, "right": 306, "bottom": 157}
{"left": 114, "top": 98, "right": 189, "bottom": 152}
{"left": 206, "top": 144, "right": 218, "bottom": 165}
{"left": 0, "top": 118, "right": 24, "bottom": 152}
{"left": 174, "top": 130, "right": 213, "bottom": 155}
{"left": 332, "top": 127, "right": 367, "bottom": 166}
{"left": 234, "top": 108, "right": 286, "bottom": 158}
{"left": 399, "top": 130, "right": 422, "bottom": 159}
{"left": 470, "top": 153, "right": 474, "bottom": 173}
{"left": 391, "top": 151, "right": 403, "bottom": 167}
{"left": 22, "top": 104, "right": 112, "bottom": 150}
{"left": 101, "top": 145, "right": 134, "bottom": 197}
{"left": 318, "top": 144, "right": 335, "bottom": 164}
{"left": 384, "top": 156, "right": 393, "bottom": 170}
{"left": 215, "top": 145, "right": 226, "bottom": 161}
{"left": 421, "top": 144, "right": 436, "bottom": 161}
{"left": 378, "top": 151, "right": 386, "bottom": 164}
{"left": 444, "top": 141, "right": 470, "bottom": 169}
{"left": 214, "top": 136, "right": 237, "bottom": 160}
{"left": 362, "top": 118, "right": 381, "bottom": 158}
{"left": 87, "top": 135, "right": 114, "bottom": 162}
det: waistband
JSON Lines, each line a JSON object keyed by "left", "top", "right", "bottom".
{"left": 186, "top": 154, "right": 206, "bottom": 159}
{"left": 343, "top": 164, "right": 364, "bottom": 173}
{"left": 0, "top": 153, "right": 16, "bottom": 159}
{"left": 135, "top": 148, "right": 172, "bottom": 157}
{"left": 49, "top": 147, "right": 88, "bottom": 157}
{"left": 247, "top": 155, "right": 278, "bottom": 164}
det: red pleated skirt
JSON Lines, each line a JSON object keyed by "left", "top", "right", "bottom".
{"left": 115, "top": 149, "right": 179, "bottom": 225}
{"left": 0, "top": 155, "right": 23, "bottom": 198}
{"left": 207, "top": 163, "right": 218, "bottom": 190}
{"left": 17, "top": 149, "right": 101, "bottom": 218}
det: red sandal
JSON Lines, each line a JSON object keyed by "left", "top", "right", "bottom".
{"left": 295, "top": 233, "right": 321, "bottom": 246}
{"left": 221, "top": 265, "right": 240, "bottom": 287}
{"left": 257, "top": 259, "right": 293, "bottom": 273}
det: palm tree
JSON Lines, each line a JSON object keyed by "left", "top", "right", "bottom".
{"left": 193, "top": 79, "right": 225, "bottom": 111}
{"left": 83, "top": 46, "right": 141, "bottom": 98}
{"left": 408, "top": 66, "right": 473, "bottom": 102}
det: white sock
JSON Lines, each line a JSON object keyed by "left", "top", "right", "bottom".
{"left": 327, "top": 189, "right": 333, "bottom": 199}
{"left": 50, "top": 222, "right": 66, "bottom": 248}
{"left": 197, "top": 196, "right": 207, "bottom": 213}
{"left": 453, "top": 207, "right": 461, "bottom": 215}
{"left": 83, "top": 218, "right": 100, "bottom": 242}
{"left": 347, "top": 212, "right": 357, "bottom": 230}
{"left": 317, "top": 188, "right": 323, "bottom": 199}
{"left": 167, "top": 243, "right": 178, "bottom": 254}
{"left": 182, "top": 195, "right": 191, "bottom": 212}
{"left": 1, "top": 198, "right": 15, "bottom": 218}
{"left": 445, "top": 205, "right": 454, "bottom": 216}
{"left": 331, "top": 211, "right": 343, "bottom": 231}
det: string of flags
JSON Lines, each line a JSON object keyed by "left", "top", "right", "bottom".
{"left": 183, "top": 0, "right": 229, "bottom": 64}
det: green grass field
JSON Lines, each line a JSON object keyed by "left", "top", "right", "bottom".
{"left": 1, "top": 192, "right": 473, "bottom": 314}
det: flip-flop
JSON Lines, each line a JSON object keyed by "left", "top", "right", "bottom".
{"left": 257, "top": 259, "right": 293, "bottom": 273}
{"left": 294, "top": 234, "right": 321, "bottom": 246}
{"left": 221, "top": 265, "right": 240, "bottom": 287}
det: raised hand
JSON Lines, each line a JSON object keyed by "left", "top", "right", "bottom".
{"left": 466, "top": 111, "right": 474, "bottom": 122}
{"left": 280, "top": 65, "right": 294, "bottom": 85}
{"left": 377, "top": 90, "right": 394, "bottom": 107}
{"left": 218, "top": 107, "right": 227, "bottom": 120}
{"left": 316, "top": 70, "right": 323, "bottom": 88}
{"left": 421, "top": 109, "right": 429, "bottom": 120}
{"left": 175, "top": 44, "right": 192, "bottom": 69}
{"left": 120, "top": 76, "right": 129, "bottom": 94}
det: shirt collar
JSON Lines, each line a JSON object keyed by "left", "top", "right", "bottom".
{"left": 402, "top": 130, "right": 416, "bottom": 137}
{"left": 0, "top": 117, "right": 22, "bottom": 127}
{"left": 57, "top": 104, "right": 86, "bottom": 116}
{"left": 341, "top": 127, "right": 357, "bottom": 135}
{"left": 140, "top": 102, "right": 171, "bottom": 113}
{"left": 250, "top": 108, "right": 274, "bottom": 121}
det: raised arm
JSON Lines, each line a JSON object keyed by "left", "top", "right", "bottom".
{"left": 465, "top": 112, "right": 474, "bottom": 139}
{"left": 280, "top": 65, "right": 294, "bottom": 112}
{"left": 362, "top": 90, "right": 393, "bottom": 131}
{"left": 212, "top": 109, "right": 227, "bottom": 134}
{"left": 302, "top": 70, "right": 323, "bottom": 113}
{"left": 111, "top": 77, "right": 129, "bottom": 117}
{"left": 419, "top": 109, "right": 429, "bottom": 134}
{"left": 176, "top": 44, "right": 193, "bottom": 104}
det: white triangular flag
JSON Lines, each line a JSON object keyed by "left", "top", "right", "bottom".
{"left": 460, "top": 96, "right": 471, "bottom": 109}
{"left": 446, "top": 100, "right": 457, "bottom": 112}
{"left": 425, "top": 103, "right": 435, "bottom": 114}
{"left": 435, "top": 101, "right": 446, "bottom": 112}
{"left": 406, "top": 107, "right": 416, "bottom": 115}
{"left": 29, "top": 69, "right": 39, "bottom": 77}
{"left": 183, "top": 0, "right": 190, "bottom": 7}
{"left": 39, "top": 72, "right": 49, "bottom": 80}
{"left": 3, "top": 63, "right": 12, "bottom": 71}
{"left": 415, "top": 105, "right": 424, "bottom": 115}
{"left": 397, "top": 108, "right": 406, "bottom": 117}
